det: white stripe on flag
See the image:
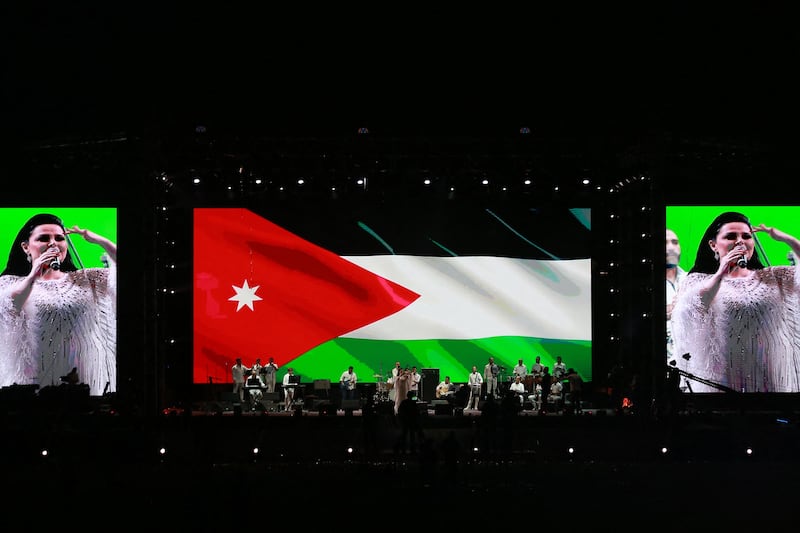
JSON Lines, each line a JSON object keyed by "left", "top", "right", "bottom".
{"left": 341, "top": 256, "right": 591, "bottom": 341}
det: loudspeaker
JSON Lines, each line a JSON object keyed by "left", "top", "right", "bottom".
{"left": 434, "top": 403, "right": 454, "bottom": 416}
{"left": 258, "top": 399, "right": 278, "bottom": 412}
{"left": 341, "top": 399, "right": 361, "bottom": 410}
{"left": 421, "top": 368, "right": 439, "bottom": 401}
{"left": 222, "top": 392, "right": 239, "bottom": 403}
{"left": 318, "top": 402, "right": 336, "bottom": 416}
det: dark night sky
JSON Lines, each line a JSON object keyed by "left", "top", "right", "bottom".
{"left": 5, "top": 4, "right": 800, "bottom": 147}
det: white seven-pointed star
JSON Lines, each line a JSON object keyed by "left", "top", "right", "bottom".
{"left": 228, "top": 280, "right": 263, "bottom": 311}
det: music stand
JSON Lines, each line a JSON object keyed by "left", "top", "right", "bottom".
{"left": 306, "top": 379, "right": 330, "bottom": 410}
{"left": 313, "top": 379, "right": 331, "bottom": 397}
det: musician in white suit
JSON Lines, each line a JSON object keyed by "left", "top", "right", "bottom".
{"left": 231, "top": 358, "right": 250, "bottom": 402}
{"left": 509, "top": 375, "right": 526, "bottom": 406}
{"left": 465, "top": 365, "right": 483, "bottom": 410}
{"left": 282, "top": 368, "right": 297, "bottom": 412}
{"left": 339, "top": 365, "right": 358, "bottom": 401}
{"left": 246, "top": 371, "right": 265, "bottom": 410}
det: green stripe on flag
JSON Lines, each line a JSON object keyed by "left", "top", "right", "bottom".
{"left": 282, "top": 336, "right": 591, "bottom": 384}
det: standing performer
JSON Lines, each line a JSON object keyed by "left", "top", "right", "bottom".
{"left": 484, "top": 356, "right": 499, "bottom": 399}
{"left": 393, "top": 366, "right": 410, "bottom": 415}
{"left": 262, "top": 356, "right": 279, "bottom": 393}
{"left": 466, "top": 365, "right": 483, "bottom": 410}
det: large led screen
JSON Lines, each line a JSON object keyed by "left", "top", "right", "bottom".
{"left": 193, "top": 202, "right": 592, "bottom": 387}
{"left": 0, "top": 207, "right": 117, "bottom": 396}
{"left": 666, "top": 205, "right": 800, "bottom": 393}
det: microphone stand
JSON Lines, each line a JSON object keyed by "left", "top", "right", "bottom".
{"left": 675, "top": 368, "right": 738, "bottom": 394}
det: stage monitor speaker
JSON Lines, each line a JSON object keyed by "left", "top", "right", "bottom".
{"left": 341, "top": 399, "right": 361, "bottom": 410}
{"left": 319, "top": 402, "right": 336, "bottom": 416}
{"left": 222, "top": 392, "right": 239, "bottom": 403}
{"left": 420, "top": 368, "right": 439, "bottom": 401}
{"left": 434, "top": 404, "right": 454, "bottom": 416}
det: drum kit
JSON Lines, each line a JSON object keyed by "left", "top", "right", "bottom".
{"left": 372, "top": 373, "right": 392, "bottom": 402}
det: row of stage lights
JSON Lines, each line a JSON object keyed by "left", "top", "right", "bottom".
{"left": 33, "top": 441, "right": 763, "bottom": 463}
{"left": 161, "top": 173, "right": 606, "bottom": 197}
{"left": 155, "top": 172, "right": 654, "bottom": 206}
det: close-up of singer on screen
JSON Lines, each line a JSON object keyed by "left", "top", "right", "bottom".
{"left": 671, "top": 211, "right": 800, "bottom": 392}
{"left": 0, "top": 213, "right": 117, "bottom": 396}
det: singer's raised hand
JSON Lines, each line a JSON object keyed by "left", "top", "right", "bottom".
{"left": 66, "top": 225, "right": 117, "bottom": 263}
{"left": 754, "top": 223, "right": 791, "bottom": 243}
{"left": 66, "top": 225, "right": 99, "bottom": 243}
{"left": 754, "top": 223, "right": 800, "bottom": 261}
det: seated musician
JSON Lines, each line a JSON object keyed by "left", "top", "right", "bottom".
{"left": 508, "top": 375, "right": 526, "bottom": 406}
{"left": 548, "top": 378, "right": 564, "bottom": 412}
{"left": 246, "top": 371, "right": 265, "bottom": 410}
{"left": 529, "top": 382, "right": 543, "bottom": 411}
{"left": 436, "top": 376, "right": 456, "bottom": 402}
{"left": 531, "top": 355, "right": 544, "bottom": 381}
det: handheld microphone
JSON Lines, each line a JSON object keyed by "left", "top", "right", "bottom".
{"left": 736, "top": 256, "right": 747, "bottom": 269}
{"left": 47, "top": 243, "right": 60, "bottom": 270}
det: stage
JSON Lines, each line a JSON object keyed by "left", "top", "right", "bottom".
{"left": 3, "top": 391, "right": 800, "bottom": 526}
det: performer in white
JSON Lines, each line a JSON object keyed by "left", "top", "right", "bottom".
{"left": 465, "top": 365, "right": 483, "bottom": 410}
{"left": 0, "top": 214, "right": 117, "bottom": 396}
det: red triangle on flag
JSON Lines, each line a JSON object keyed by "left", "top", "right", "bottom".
{"left": 193, "top": 208, "right": 420, "bottom": 384}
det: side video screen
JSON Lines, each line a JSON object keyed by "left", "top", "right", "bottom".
{"left": 0, "top": 207, "right": 117, "bottom": 396}
{"left": 666, "top": 205, "right": 800, "bottom": 393}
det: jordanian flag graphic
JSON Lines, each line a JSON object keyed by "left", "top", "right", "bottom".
{"left": 193, "top": 203, "right": 591, "bottom": 385}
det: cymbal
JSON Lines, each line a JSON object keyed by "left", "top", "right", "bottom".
{"left": 372, "top": 373, "right": 384, "bottom": 378}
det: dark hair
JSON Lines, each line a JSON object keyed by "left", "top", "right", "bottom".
{"left": 1, "top": 213, "right": 79, "bottom": 276}
{"left": 689, "top": 211, "right": 765, "bottom": 274}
